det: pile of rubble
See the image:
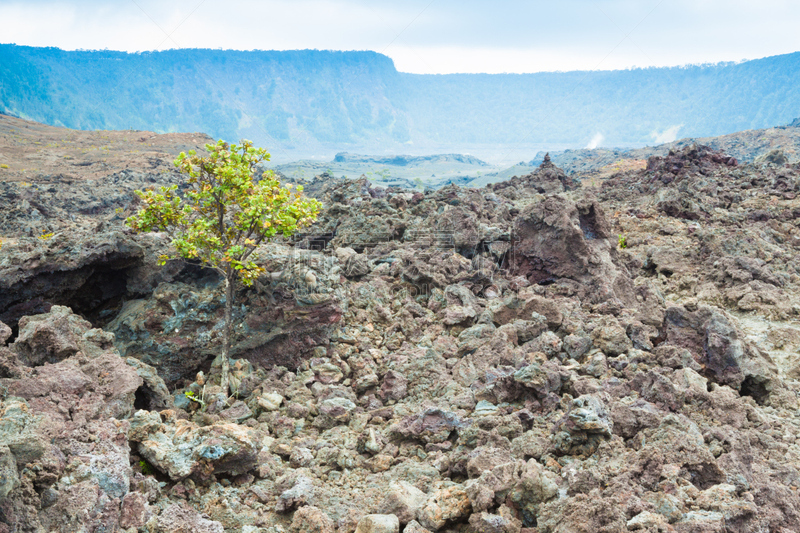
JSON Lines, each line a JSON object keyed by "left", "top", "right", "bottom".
{"left": 1, "top": 145, "right": 800, "bottom": 532}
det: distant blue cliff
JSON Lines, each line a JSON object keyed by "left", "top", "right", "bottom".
{"left": 1, "top": 44, "right": 799, "bottom": 157}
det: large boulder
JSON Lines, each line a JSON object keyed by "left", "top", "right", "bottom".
{"left": 11, "top": 305, "right": 116, "bottom": 365}
{"left": 0, "top": 231, "right": 146, "bottom": 329}
{"left": 662, "top": 305, "right": 780, "bottom": 401}
{"left": 107, "top": 244, "right": 344, "bottom": 385}
{"left": 129, "top": 410, "right": 259, "bottom": 481}
{"left": 8, "top": 308, "right": 143, "bottom": 429}
{"left": 509, "top": 196, "right": 634, "bottom": 305}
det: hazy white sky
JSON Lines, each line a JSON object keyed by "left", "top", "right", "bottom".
{"left": 1, "top": 0, "right": 799, "bottom": 74}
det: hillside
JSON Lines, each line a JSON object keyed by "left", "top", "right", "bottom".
{"left": 3, "top": 45, "right": 800, "bottom": 160}
{"left": 0, "top": 113, "right": 212, "bottom": 183}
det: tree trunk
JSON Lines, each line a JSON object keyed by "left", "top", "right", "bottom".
{"left": 220, "top": 275, "right": 232, "bottom": 395}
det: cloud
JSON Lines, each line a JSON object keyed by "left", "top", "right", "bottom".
{"left": 2, "top": 0, "right": 800, "bottom": 74}
{"left": 651, "top": 125, "right": 683, "bottom": 144}
{"left": 586, "top": 132, "right": 604, "bottom": 149}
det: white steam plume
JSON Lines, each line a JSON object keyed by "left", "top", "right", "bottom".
{"left": 651, "top": 125, "right": 683, "bottom": 144}
{"left": 586, "top": 132, "right": 604, "bottom": 149}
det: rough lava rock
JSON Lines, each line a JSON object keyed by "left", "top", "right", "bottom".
{"left": 2, "top": 129, "right": 800, "bottom": 532}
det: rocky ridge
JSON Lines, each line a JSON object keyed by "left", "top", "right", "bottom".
{"left": 524, "top": 119, "right": 800, "bottom": 179}
{"left": 0, "top": 126, "right": 800, "bottom": 532}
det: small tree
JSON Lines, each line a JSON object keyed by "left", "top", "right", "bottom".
{"left": 127, "top": 139, "right": 322, "bottom": 394}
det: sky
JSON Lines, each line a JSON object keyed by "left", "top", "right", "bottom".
{"left": 1, "top": 0, "right": 799, "bottom": 74}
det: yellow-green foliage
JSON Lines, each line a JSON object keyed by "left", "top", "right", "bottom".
{"left": 184, "top": 390, "right": 206, "bottom": 407}
{"left": 126, "top": 139, "right": 322, "bottom": 285}
{"left": 139, "top": 459, "right": 155, "bottom": 476}
{"left": 618, "top": 234, "right": 627, "bottom": 249}
{"left": 38, "top": 232, "right": 54, "bottom": 240}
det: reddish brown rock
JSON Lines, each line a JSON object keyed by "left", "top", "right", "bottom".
{"left": 291, "top": 505, "right": 335, "bottom": 533}
{"left": 119, "top": 492, "right": 151, "bottom": 529}
{"left": 153, "top": 502, "right": 224, "bottom": 533}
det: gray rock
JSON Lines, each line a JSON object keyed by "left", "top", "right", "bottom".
{"left": 129, "top": 410, "right": 258, "bottom": 481}
{"left": 379, "top": 370, "right": 408, "bottom": 402}
{"left": 378, "top": 481, "right": 427, "bottom": 524}
{"left": 402, "top": 520, "right": 433, "bottom": 533}
{"left": 508, "top": 459, "right": 559, "bottom": 523}
{"left": 627, "top": 511, "right": 668, "bottom": 530}
{"left": 219, "top": 400, "right": 254, "bottom": 423}
{"left": 590, "top": 319, "right": 631, "bottom": 356}
{"left": 642, "top": 491, "right": 684, "bottom": 523}
{"left": 568, "top": 395, "right": 613, "bottom": 436}
{"left": 289, "top": 446, "right": 314, "bottom": 468}
{"left": 0, "top": 321, "right": 11, "bottom": 345}
{"left": 388, "top": 408, "right": 468, "bottom": 444}
{"left": 173, "top": 391, "right": 192, "bottom": 410}
{"left": 511, "top": 317, "right": 548, "bottom": 343}
{"left": 755, "top": 148, "right": 788, "bottom": 166}
{"left": 0, "top": 445, "right": 18, "bottom": 498}
{"left": 275, "top": 475, "right": 314, "bottom": 512}
{"left": 152, "top": 502, "right": 224, "bottom": 533}
{"left": 522, "top": 331, "right": 562, "bottom": 357}
{"left": 354, "top": 514, "right": 400, "bottom": 533}
{"left": 12, "top": 305, "right": 116, "bottom": 366}
{"left": 315, "top": 397, "right": 356, "bottom": 427}
{"left": 468, "top": 511, "right": 522, "bottom": 533}
{"left": 581, "top": 351, "right": 607, "bottom": 378}
{"left": 0, "top": 397, "right": 45, "bottom": 466}
{"left": 512, "top": 362, "right": 563, "bottom": 397}
{"left": 563, "top": 334, "right": 592, "bottom": 359}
